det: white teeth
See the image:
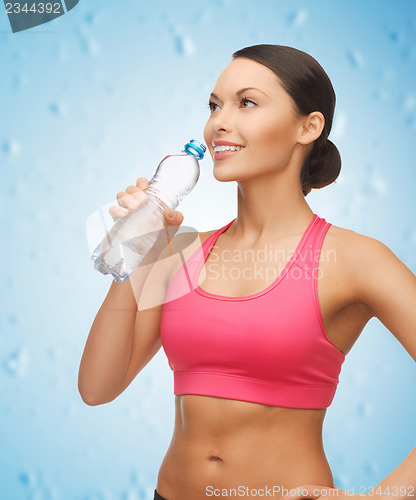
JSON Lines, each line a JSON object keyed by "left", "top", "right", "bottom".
{"left": 213, "top": 145, "right": 245, "bottom": 152}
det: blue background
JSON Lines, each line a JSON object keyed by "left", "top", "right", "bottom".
{"left": 1, "top": 1, "right": 416, "bottom": 499}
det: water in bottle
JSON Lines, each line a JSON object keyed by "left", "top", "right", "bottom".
{"left": 91, "top": 139, "right": 206, "bottom": 283}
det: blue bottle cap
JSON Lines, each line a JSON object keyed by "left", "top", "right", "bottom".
{"left": 183, "top": 140, "right": 206, "bottom": 160}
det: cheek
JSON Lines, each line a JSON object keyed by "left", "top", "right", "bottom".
{"left": 258, "top": 118, "right": 291, "bottom": 146}
{"left": 251, "top": 117, "right": 296, "bottom": 156}
{"left": 245, "top": 117, "right": 297, "bottom": 169}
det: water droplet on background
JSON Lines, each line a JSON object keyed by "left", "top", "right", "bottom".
{"left": 287, "top": 9, "right": 308, "bottom": 27}
{"left": 347, "top": 50, "right": 365, "bottom": 68}
{"left": 174, "top": 33, "right": 196, "bottom": 57}
{"left": 4, "top": 348, "right": 28, "bottom": 377}
{"left": 49, "top": 100, "right": 67, "bottom": 116}
{"left": 2, "top": 139, "right": 21, "bottom": 155}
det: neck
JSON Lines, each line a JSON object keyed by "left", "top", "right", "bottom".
{"left": 231, "top": 170, "right": 314, "bottom": 242}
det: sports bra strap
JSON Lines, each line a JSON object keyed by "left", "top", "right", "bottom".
{"left": 295, "top": 217, "right": 331, "bottom": 274}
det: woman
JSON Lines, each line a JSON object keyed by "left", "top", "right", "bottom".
{"left": 79, "top": 45, "right": 416, "bottom": 500}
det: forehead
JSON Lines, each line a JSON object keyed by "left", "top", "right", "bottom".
{"left": 212, "top": 57, "right": 282, "bottom": 94}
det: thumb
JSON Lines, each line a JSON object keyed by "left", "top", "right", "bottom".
{"left": 165, "top": 208, "right": 183, "bottom": 225}
{"left": 281, "top": 485, "right": 322, "bottom": 500}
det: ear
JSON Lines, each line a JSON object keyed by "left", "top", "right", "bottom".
{"left": 297, "top": 112, "right": 325, "bottom": 145}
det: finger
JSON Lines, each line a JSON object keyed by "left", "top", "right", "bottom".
{"left": 280, "top": 485, "right": 325, "bottom": 500}
{"left": 125, "top": 185, "right": 140, "bottom": 194}
{"left": 301, "top": 485, "right": 328, "bottom": 499}
{"left": 163, "top": 208, "right": 183, "bottom": 225}
{"left": 116, "top": 191, "right": 147, "bottom": 211}
{"left": 125, "top": 184, "right": 148, "bottom": 204}
{"left": 109, "top": 205, "right": 129, "bottom": 221}
{"left": 116, "top": 191, "right": 130, "bottom": 209}
{"left": 154, "top": 217, "right": 183, "bottom": 254}
{"left": 135, "top": 177, "right": 149, "bottom": 190}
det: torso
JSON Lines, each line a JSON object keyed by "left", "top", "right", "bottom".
{"left": 156, "top": 221, "right": 373, "bottom": 500}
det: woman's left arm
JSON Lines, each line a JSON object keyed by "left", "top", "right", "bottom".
{"left": 347, "top": 234, "right": 416, "bottom": 499}
{"left": 280, "top": 234, "right": 416, "bottom": 500}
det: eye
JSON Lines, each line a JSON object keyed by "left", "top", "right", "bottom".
{"left": 207, "top": 96, "right": 257, "bottom": 113}
{"left": 207, "top": 101, "right": 219, "bottom": 112}
{"left": 238, "top": 96, "right": 257, "bottom": 108}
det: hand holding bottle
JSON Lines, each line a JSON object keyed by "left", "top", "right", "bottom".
{"left": 91, "top": 139, "right": 205, "bottom": 282}
{"left": 107, "top": 176, "right": 184, "bottom": 265}
{"left": 109, "top": 176, "right": 184, "bottom": 226}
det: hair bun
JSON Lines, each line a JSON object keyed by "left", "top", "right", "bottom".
{"left": 301, "top": 139, "right": 341, "bottom": 197}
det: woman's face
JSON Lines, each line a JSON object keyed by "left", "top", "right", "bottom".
{"left": 203, "top": 57, "right": 306, "bottom": 182}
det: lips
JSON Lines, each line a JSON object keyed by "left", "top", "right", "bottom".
{"left": 213, "top": 148, "right": 244, "bottom": 161}
{"left": 213, "top": 140, "right": 245, "bottom": 147}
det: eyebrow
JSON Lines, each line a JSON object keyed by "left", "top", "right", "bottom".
{"left": 209, "top": 87, "right": 269, "bottom": 100}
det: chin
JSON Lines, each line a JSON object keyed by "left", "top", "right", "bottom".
{"left": 213, "top": 167, "right": 249, "bottom": 184}
{"left": 213, "top": 174, "right": 235, "bottom": 183}
{"left": 212, "top": 169, "right": 238, "bottom": 183}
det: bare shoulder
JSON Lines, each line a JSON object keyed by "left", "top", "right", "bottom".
{"left": 199, "top": 228, "right": 218, "bottom": 244}
{"left": 324, "top": 222, "right": 410, "bottom": 307}
{"left": 325, "top": 223, "right": 394, "bottom": 263}
{"left": 166, "top": 228, "right": 217, "bottom": 254}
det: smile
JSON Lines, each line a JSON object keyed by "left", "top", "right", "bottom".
{"left": 213, "top": 146, "right": 245, "bottom": 161}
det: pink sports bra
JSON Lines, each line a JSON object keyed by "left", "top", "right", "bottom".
{"left": 160, "top": 213, "right": 346, "bottom": 409}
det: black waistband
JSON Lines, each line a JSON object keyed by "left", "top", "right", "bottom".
{"left": 154, "top": 488, "right": 168, "bottom": 500}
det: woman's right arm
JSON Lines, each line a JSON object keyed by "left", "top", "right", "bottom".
{"left": 78, "top": 177, "right": 183, "bottom": 406}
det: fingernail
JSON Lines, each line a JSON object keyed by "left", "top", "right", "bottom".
{"left": 166, "top": 209, "right": 175, "bottom": 219}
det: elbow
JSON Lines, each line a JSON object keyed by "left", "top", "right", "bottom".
{"left": 78, "top": 385, "right": 101, "bottom": 406}
{"left": 78, "top": 389, "right": 113, "bottom": 406}
{"left": 79, "top": 392, "right": 101, "bottom": 406}
{"left": 78, "top": 364, "right": 123, "bottom": 406}
{"left": 78, "top": 381, "right": 117, "bottom": 407}
{"left": 78, "top": 377, "right": 103, "bottom": 406}
{"left": 78, "top": 367, "right": 105, "bottom": 406}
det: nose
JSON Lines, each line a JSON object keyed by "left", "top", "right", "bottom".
{"left": 210, "top": 104, "right": 233, "bottom": 133}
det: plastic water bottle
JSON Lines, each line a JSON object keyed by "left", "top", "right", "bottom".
{"left": 91, "top": 139, "right": 206, "bottom": 283}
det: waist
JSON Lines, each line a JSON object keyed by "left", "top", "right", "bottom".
{"left": 158, "top": 451, "right": 334, "bottom": 499}
{"left": 158, "top": 396, "right": 334, "bottom": 498}
{"left": 174, "top": 394, "right": 328, "bottom": 455}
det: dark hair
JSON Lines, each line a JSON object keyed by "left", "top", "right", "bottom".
{"left": 232, "top": 44, "right": 341, "bottom": 197}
